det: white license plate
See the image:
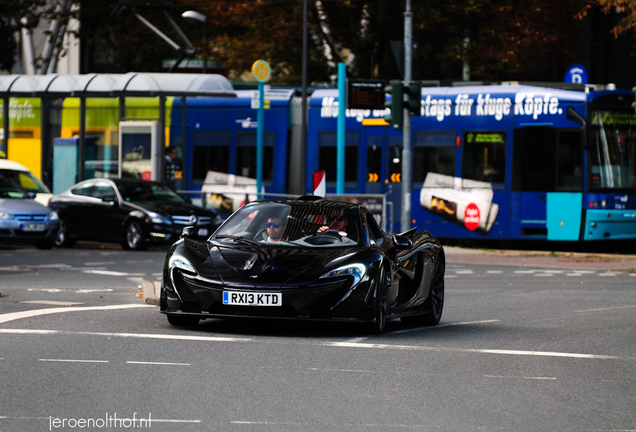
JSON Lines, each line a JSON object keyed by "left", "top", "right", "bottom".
{"left": 21, "top": 224, "right": 46, "bottom": 232}
{"left": 198, "top": 228, "right": 208, "bottom": 236}
{"left": 223, "top": 291, "right": 282, "bottom": 306}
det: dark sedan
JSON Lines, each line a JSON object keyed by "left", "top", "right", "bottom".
{"left": 49, "top": 178, "right": 224, "bottom": 250}
{"left": 161, "top": 196, "right": 445, "bottom": 334}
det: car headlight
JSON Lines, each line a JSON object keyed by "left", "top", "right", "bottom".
{"left": 168, "top": 255, "right": 197, "bottom": 275}
{"left": 48, "top": 211, "right": 59, "bottom": 221}
{"left": 0, "top": 211, "right": 13, "bottom": 220}
{"left": 320, "top": 263, "right": 366, "bottom": 287}
{"left": 149, "top": 212, "right": 171, "bottom": 225}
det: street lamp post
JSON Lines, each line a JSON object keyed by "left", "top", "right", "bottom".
{"left": 182, "top": 10, "right": 207, "bottom": 73}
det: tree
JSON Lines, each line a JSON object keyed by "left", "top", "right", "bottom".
{"left": 578, "top": 0, "right": 636, "bottom": 37}
{"left": 0, "top": 0, "right": 48, "bottom": 71}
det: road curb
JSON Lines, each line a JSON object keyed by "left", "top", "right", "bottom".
{"left": 141, "top": 281, "right": 159, "bottom": 306}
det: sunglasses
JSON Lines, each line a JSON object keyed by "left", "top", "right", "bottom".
{"left": 266, "top": 222, "right": 281, "bottom": 228}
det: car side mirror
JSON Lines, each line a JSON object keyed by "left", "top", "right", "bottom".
{"left": 102, "top": 195, "right": 118, "bottom": 206}
{"left": 392, "top": 234, "right": 412, "bottom": 250}
{"left": 181, "top": 225, "right": 200, "bottom": 239}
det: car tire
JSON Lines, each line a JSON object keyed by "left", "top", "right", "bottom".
{"left": 401, "top": 258, "right": 445, "bottom": 327}
{"left": 167, "top": 314, "right": 200, "bottom": 327}
{"left": 122, "top": 220, "right": 148, "bottom": 251}
{"left": 54, "top": 220, "right": 76, "bottom": 248}
{"left": 364, "top": 267, "right": 388, "bottom": 335}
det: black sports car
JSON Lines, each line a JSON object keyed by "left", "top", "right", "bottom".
{"left": 161, "top": 196, "right": 445, "bottom": 333}
{"left": 49, "top": 178, "right": 224, "bottom": 250}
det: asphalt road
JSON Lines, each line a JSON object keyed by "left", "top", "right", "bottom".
{"left": 0, "top": 244, "right": 635, "bottom": 432}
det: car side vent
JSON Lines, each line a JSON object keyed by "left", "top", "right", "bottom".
{"left": 296, "top": 195, "right": 324, "bottom": 201}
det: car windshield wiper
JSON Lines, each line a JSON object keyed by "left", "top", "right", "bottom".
{"left": 214, "top": 235, "right": 261, "bottom": 246}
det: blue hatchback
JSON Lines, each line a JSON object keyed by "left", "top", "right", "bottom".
{"left": 0, "top": 176, "right": 59, "bottom": 249}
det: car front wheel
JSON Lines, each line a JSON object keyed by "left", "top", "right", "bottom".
{"left": 55, "top": 220, "right": 76, "bottom": 248}
{"left": 122, "top": 220, "right": 148, "bottom": 251}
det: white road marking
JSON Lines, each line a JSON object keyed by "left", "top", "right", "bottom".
{"left": 126, "top": 361, "right": 190, "bottom": 366}
{"left": 39, "top": 359, "right": 108, "bottom": 363}
{"left": 575, "top": 304, "right": 636, "bottom": 313}
{"left": 598, "top": 272, "right": 618, "bottom": 277}
{"left": 0, "top": 328, "right": 621, "bottom": 361}
{"left": 484, "top": 375, "right": 556, "bottom": 380}
{"left": 445, "top": 275, "right": 457, "bottom": 278}
{"left": 27, "top": 288, "right": 63, "bottom": 293}
{"left": 566, "top": 273, "right": 583, "bottom": 276}
{"left": 308, "top": 368, "right": 372, "bottom": 373}
{"left": 76, "top": 289, "right": 113, "bottom": 293}
{"left": 82, "top": 270, "right": 146, "bottom": 276}
{"left": 19, "top": 301, "right": 86, "bottom": 306}
{"left": 0, "top": 304, "right": 154, "bottom": 324}
{"left": 389, "top": 319, "right": 500, "bottom": 335}
{"left": 487, "top": 270, "right": 503, "bottom": 274}
{"left": 455, "top": 270, "right": 474, "bottom": 274}
{"left": 84, "top": 261, "right": 116, "bottom": 265}
{"left": 534, "top": 274, "right": 554, "bottom": 277}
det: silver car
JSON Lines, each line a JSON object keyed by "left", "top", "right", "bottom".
{"left": 0, "top": 176, "right": 59, "bottom": 249}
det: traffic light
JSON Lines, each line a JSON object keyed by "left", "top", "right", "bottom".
{"left": 404, "top": 81, "right": 422, "bottom": 116}
{"left": 384, "top": 81, "right": 404, "bottom": 129}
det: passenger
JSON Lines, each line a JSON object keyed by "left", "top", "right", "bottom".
{"left": 317, "top": 212, "right": 349, "bottom": 235}
{"left": 265, "top": 217, "right": 286, "bottom": 242}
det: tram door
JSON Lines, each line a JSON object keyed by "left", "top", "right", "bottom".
{"left": 364, "top": 127, "right": 402, "bottom": 233}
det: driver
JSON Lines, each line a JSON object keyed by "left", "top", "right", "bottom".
{"left": 265, "top": 217, "right": 286, "bottom": 242}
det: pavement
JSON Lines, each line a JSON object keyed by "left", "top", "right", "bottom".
{"left": 444, "top": 246, "right": 636, "bottom": 272}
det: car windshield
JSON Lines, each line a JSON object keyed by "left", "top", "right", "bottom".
{"left": 116, "top": 182, "right": 185, "bottom": 203}
{"left": 0, "top": 169, "right": 50, "bottom": 194}
{"left": 213, "top": 202, "right": 361, "bottom": 247}
{"left": 589, "top": 110, "right": 636, "bottom": 190}
{"left": 0, "top": 176, "right": 29, "bottom": 199}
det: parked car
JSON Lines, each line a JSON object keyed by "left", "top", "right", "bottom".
{"left": 0, "top": 159, "right": 53, "bottom": 205}
{"left": 48, "top": 178, "right": 224, "bottom": 250}
{"left": 161, "top": 196, "right": 445, "bottom": 334}
{"left": 0, "top": 176, "right": 59, "bottom": 249}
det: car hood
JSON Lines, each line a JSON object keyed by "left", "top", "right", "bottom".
{"left": 196, "top": 243, "right": 360, "bottom": 288}
{"left": 0, "top": 198, "right": 52, "bottom": 214}
{"left": 128, "top": 200, "right": 215, "bottom": 217}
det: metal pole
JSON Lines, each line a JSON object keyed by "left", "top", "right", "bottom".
{"left": 337, "top": 62, "right": 346, "bottom": 194}
{"left": 256, "top": 81, "right": 264, "bottom": 198}
{"left": 401, "top": 0, "right": 413, "bottom": 232}
{"left": 300, "top": 0, "right": 308, "bottom": 194}
{"left": 78, "top": 96, "right": 86, "bottom": 182}
{"left": 2, "top": 97, "right": 9, "bottom": 158}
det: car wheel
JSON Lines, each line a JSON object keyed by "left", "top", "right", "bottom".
{"left": 34, "top": 241, "right": 54, "bottom": 250}
{"left": 167, "top": 314, "right": 200, "bottom": 327}
{"left": 54, "top": 220, "right": 76, "bottom": 248}
{"left": 401, "top": 258, "right": 445, "bottom": 327}
{"left": 123, "top": 220, "right": 148, "bottom": 251}
{"left": 364, "top": 267, "right": 388, "bottom": 335}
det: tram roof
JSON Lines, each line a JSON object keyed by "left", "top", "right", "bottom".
{"left": 309, "top": 84, "right": 631, "bottom": 106}
{"left": 0, "top": 73, "right": 234, "bottom": 98}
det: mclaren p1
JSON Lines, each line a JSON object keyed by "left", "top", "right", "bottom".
{"left": 160, "top": 196, "right": 445, "bottom": 333}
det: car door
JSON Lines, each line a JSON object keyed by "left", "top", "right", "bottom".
{"left": 87, "top": 181, "right": 124, "bottom": 240}
{"left": 61, "top": 181, "right": 95, "bottom": 238}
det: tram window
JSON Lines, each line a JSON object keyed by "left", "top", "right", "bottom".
{"left": 236, "top": 132, "right": 274, "bottom": 181}
{"left": 462, "top": 131, "right": 506, "bottom": 187}
{"left": 513, "top": 127, "right": 557, "bottom": 192}
{"left": 557, "top": 131, "right": 583, "bottom": 190}
{"left": 367, "top": 136, "right": 382, "bottom": 182}
{"left": 415, "top": 132, "right": 456, "bottom": 185}
{"left": 318, "top": 132, "right": 359, "bottom": 184}
{"left": 192, "top": 132, "right": 230, "bottom": 181}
